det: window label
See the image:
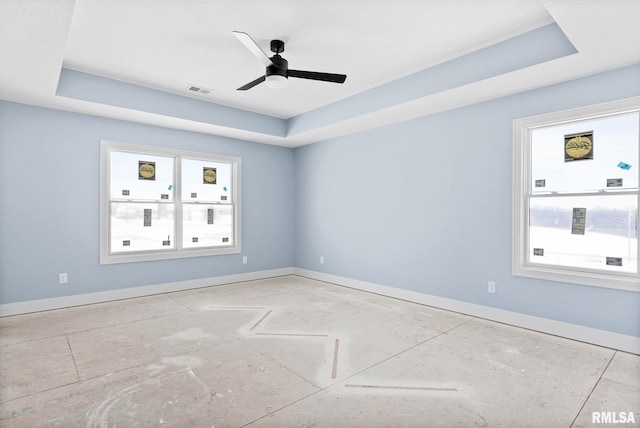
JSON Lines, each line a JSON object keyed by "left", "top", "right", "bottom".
{"left": 535, "top": 179, "right": 546, "bottom": 188}
{"left": 208, "top": 208, "right": 214, "bottom": 224}
{"left": 203, "top": 167, "right": 217, "bottom": 184}
{"left": 618, "top": 161, "right": 632, "bottom": 170}
{"left": 571, "top": 208, "right": 587, "bottom": 235}
{"left": 564, "top": 131, "right": 593, "bottom": 162}
{"left": 138, "top": 161, "right": 156, "bottom": 180}
{"left": 533, "top": 248, "right": 544, "bottom": 256}
{"left": 606, "top": 257, "right": 623, "bottom": 267}
{"left": 606, "top": 178, "right": 623, "bottom": 188}
{"left": 143, "top": 209, "right": 152, "bottom": 227}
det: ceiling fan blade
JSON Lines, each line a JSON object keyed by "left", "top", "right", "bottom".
{"left": 237, "top": 75, "right": 266, "bottom": 91}
{"left": 288, "top": 70, "right": 347, "bottom": 84}
{"left": 233, "top": 31, "right": 273, "bottom": 67}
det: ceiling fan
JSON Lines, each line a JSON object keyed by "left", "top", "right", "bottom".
{"left": 233, "top": 31, "right": 347, "bottom": 90}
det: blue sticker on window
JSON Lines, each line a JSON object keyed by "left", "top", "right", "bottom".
{"left": 168, "top": 184, "right": 173, "bottom": 190}
{"left": 223, "top": 186, "right": 228, "bottom": 192}
{"left": 618, "top": 162, "right": 632, "bottom": 170}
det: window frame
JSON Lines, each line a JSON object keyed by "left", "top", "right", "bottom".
{"left": 100, "top": 140, "right": 241, "bottom": 264}
{"left": 512, "top": 97, "right": 640, "bottom": 292}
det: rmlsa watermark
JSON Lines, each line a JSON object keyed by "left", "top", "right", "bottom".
{"left": 591, "top": 411, "right": 636, "bottom": 424}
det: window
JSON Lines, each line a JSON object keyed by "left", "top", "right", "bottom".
{"left": 100, "top": 140, "right": 241, "bottom": 264}
{"left": 513, "top": 97, "right": 640, "bottom": 291}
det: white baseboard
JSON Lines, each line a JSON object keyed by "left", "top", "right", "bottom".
{"left": 294, "top": 268, "right": 640, "bottom": 355}
{"left": 3, "top": 267, "right": 638, "bottom": 354}
{"left": 0, "top": 268, "right": 294, "bottom": 317}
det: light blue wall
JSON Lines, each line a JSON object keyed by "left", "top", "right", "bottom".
{"left": 293, "top": 64, "right": 640, "bottom": 337}
{"left": 2, "top": 65, "right": 639, "bottom": 338}
{"left": 0, "top": 102, "right": 294, "bottom": 303}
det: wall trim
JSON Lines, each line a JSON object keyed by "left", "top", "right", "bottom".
{"left": 294, "top": 268, "right": 640, "bottom": 355}
{"left": 0, "top": 268, "right": 294, "bottom": 317}
{"left": 3, "top": 266, "right": 638, "bottom": 355}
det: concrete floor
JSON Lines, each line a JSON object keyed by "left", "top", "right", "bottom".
{"left": 0, "top": 275, "right": 638, "bottom": 427}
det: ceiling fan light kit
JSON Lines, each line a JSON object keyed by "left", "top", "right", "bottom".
{"left": 266, "top": 74, "right": 288, "bottom": 88}
{"left": 233, "top": 31, "right": 347, "bottom": 91}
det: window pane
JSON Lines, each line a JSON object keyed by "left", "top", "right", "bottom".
{"left": 110, "top": 151, "right": 175, "bottom": 201}
{"left": 531, "top": 113, "right": 639, "bottom": 193}
{"left": 529, "top": 194, "right": 637, "bottom": 273}
{"left": 182, "top": 158, "right": 232, "bottom": 203}
{"left": 182, "top": 204, "right": 233, "bottom": 248}
{"left": 110, "top": 202, "right": 175, "bottom": 253}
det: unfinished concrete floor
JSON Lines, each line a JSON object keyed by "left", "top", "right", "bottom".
{"left": 1, "top": 275, "right": 638, "bottom": 427}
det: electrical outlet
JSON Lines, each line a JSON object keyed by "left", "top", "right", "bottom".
{"left": 488, "top": 281, "right": 496, "bottom": 294}
{"left": 242, "top": 256, "right": 248, "bottom": 264}
{"left": 320, "top": 256, "right": 324, "bottom": 264}
{"left": 59, "top": 273, "right": 68, "bottom": 284}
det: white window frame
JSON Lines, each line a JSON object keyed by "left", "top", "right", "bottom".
{"left": 100, "top": 140, "right": 241, "bottom": 264}
{"left": 513, "top": 97, "right": 640, "bottom": 292}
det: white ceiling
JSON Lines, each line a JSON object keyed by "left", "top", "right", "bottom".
{"left": 1, "top": 0, "right": 639, "bottom": 147}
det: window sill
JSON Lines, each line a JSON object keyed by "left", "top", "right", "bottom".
{"left": 100, "top": 246, "right": 242, "bottom": 265}
{"left": 513, "top": 263, "right": 640, "bottom": 292}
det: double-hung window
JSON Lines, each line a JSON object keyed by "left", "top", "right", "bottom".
{"left": 513, "top": 97, "right": 639, "bottom": 290}
{"left": 100, "top": 140, "right": 241, "bottom": 264}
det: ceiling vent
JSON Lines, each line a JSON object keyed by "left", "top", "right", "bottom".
{"left": 187, "top": 85, "right": 212, "bottom": 95}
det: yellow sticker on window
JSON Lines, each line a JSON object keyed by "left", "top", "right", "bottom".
{"left": 564, "top": 132, "right": 593, "bottom": 162}
{"left": 138, "top": 161, "right": 156, "bottom": 180}
{"left": 203, "top": 167, "right": 217, "bottom": 184}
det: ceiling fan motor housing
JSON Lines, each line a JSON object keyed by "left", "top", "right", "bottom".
{"left": 267, "top": 55, "right": 288, "bottom": 78}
